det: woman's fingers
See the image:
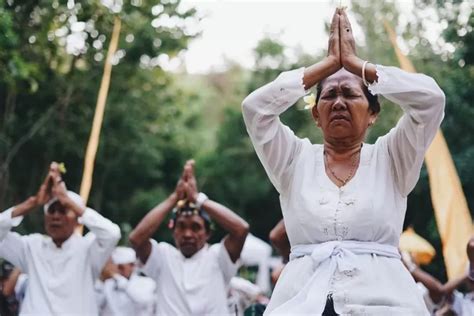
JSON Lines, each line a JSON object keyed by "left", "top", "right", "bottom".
{"left": 330, "top": 8, "right": 339, "bottom": 35}
{"left": 340, "top": 8, "right": 353, "bottom": 34}
{"left": 327, "top": 9, "right": 341, "bottom": 67}
{"left": 339, "top": 8, "right": 357, "bottom": 64}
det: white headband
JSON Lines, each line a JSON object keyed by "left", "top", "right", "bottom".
{"left": 111, "top": 247, "right": 136, "bottom": 265}
{"left": 43, "top": 191, "right": 85, "bottom": 214}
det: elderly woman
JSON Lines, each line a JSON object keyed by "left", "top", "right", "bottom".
{"left": 242, "top": 8, "right": 445, "bottom": 316}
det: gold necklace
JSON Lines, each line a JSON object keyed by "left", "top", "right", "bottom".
{"left": 324, "top": 146, "right": 361, "bottom": 186}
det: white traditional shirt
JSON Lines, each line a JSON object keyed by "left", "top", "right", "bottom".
{"left": 96, "top": 273, "right": 156, "bottom": 316}
{"left": 142, "top": 240, "right": 238, "bottom": 316}
{"left": 452, "top": 290, "right": 474, "bottom": 316}
{"left": 0, "top": 207, "right": 121, "bottom": 316}
{"left": 242, "top": 65, "right": 445, "bottom": 315}
{"left": 14, "top": 273, "right": 28, "bottom": 307}
{"left": 228, "top": 276, "right": 264, "bottom": 316}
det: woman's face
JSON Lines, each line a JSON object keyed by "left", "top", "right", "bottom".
{"left": 312, "top": 69, "right": 377, "bottom": 144}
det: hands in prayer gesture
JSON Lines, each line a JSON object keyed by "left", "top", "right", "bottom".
{"left": 327, "top": 8, "right": 361, "bottom": 74}
{"left": 303, "top": 8, "right": 377, "bottom": 91}
{"left": 175, "top": 159, "right": 199, "bottom": 204}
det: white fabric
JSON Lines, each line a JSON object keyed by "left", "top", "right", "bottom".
{"left": 240, "top": 234, "right": 272, "bottom": 293}
{"left": 228, "top": 276, "right": 263, "bottom": 316}
{"left": 416, "top": 282, "right": 443, "bottom": 315}
{"left": 14, "top": 273, "right": 28, "bottom": 307}
{"left": 452, "top": 291, "right": 474, "bottom": 316}
{"left": 242, "top": 65, "right": 445, "bottom": 315}
{"left": 44, "top": 190, "right": 86, "bottom": 213}
{"left": 278, "top": 241, "right": 399, "bottom": 314}
{"left": 142, "top": 239, "right": 238, "bottom": 316}
{"left": 97, "top": 273, "right": 156, "bottom": 316}
{"left": 111, "top": 247, "right": 136, "bottom": 265}
{"left": 0, "top": 207, "right": 121, "bottom": 316}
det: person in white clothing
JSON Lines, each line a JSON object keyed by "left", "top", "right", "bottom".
{"left": 1, "top": 266, "right": 27, "bottom": 309}
{"left": 448, "top": 236, "right": 474, "bottom": 316}
{"left": 0, "top": 261, "right": 21, "bottom": 316}
{"left": 242, "top": 8, "right": 445, "bottom": 316}
{"left": 228, "top": 276, "right": 269, "bottom": 316}
{"left": 129, "top": 160, "right": 249, "bottom": 316}
{"left": 0, "top": 162, "right": 121, "bottom": 315}
{"left": 402, "top": 251, "right": 469, "bottom": 315}
{"left": 97, "top": 247, "right": 156, "bottom": 316}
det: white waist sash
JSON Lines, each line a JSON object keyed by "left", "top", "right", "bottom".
{"left": 270, "top": 240, "right": 400, "bottom": 315}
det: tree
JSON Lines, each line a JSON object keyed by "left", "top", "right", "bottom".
{"left": 0, "top": 0, "right": 202, "bottom": 240}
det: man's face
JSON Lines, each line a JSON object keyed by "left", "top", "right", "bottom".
{"left": 44, "top": 201, "right": 77, "bottom": 246}
{"left": 117, "top": 263, "right": 135, "bottom": 279}
{"left": 173, "top": 214, "right": 209, "bottom": 258}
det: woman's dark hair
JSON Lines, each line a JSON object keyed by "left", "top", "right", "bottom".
{"left": 315, "top": 77, "right": 381, "bottom": 114}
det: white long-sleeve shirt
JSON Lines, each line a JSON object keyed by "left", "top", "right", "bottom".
{"left": 242, "top": 65, "right": 445, "bottom": 315}
{"left": 142, "top": 240, "right": 239, "bottom": 316}
{"left": 96, "top": 273, "right": 156, "bottom": 316}
{"left": 0, "top": 207, "right": 121, "bottom": 316}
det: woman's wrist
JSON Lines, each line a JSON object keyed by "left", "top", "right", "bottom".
{"left": 343, "top": 56, "right": 378, "bottom": 85}
{"left": 303, "top": 58, "right": 341, "bottom": 90}
{"left": 342, "top": 56, "right": 363, "bottom": 75}
{"left": 324, "top": 55, "right": 341, "bottom": 73}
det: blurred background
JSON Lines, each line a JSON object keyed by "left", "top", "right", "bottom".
{"left": 0, "top": 0, "right": 473, "bottom": 283}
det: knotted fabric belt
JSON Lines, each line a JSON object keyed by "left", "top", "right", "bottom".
{"left": 270, "top": 240, "right": 400, "bottom": 315}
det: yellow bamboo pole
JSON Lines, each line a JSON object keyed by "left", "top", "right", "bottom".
{"left": 384, "top": 20, "right": 472, "bottom": 279}
{"left": 80, "top": 16, "right": 121, "bottom": 203}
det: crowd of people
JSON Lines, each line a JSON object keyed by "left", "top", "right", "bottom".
{"left": 0, "top": 7, "right": 472, "bottom": 316}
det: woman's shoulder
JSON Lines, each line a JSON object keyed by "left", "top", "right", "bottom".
{"left": 370, "top": 136, "right": 391, "bottom": 158}
{"left": 296, "top": 139, "right": 323, "bottom": 161}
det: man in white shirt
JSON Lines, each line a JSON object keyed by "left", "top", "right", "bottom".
{"left": 97, "top": 247, "right": 156, "bottom": 316}
{"left": 129, "top": 160, "right": 249, "bottom": 316}
{"left": 0, "top": 162, "right": 121, "bottom": 315}
{"left": 402, "top": 251, "right": 473, "bottom": 315}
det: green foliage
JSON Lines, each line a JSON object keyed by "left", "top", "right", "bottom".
{"left": 0, "top": 0, "right": 202, "bottom": 243}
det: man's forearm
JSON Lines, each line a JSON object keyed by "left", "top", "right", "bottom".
{"left": 201, "top": 199, "right": 249, "bottom": 239}
{"left": 2, "top": 268, "right": 21, "bottom": 297}
{"left": 11, "top": 196, "right": 38, "bottom": 218}
{"left": 411, "top": 268, "right": 444, "bottom": 303}
{"left": 202, "top": 199, "right": 249, "bottom": 262}
{"left": 129, "top": 192, "right": 178, "bottom": 248}
{"left": 441, "top": 275, "right": 468, "bottom": 294}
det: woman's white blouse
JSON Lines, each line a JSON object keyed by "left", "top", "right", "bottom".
{"left": 242, "top": 65, "right": 445, "bottom": 315}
